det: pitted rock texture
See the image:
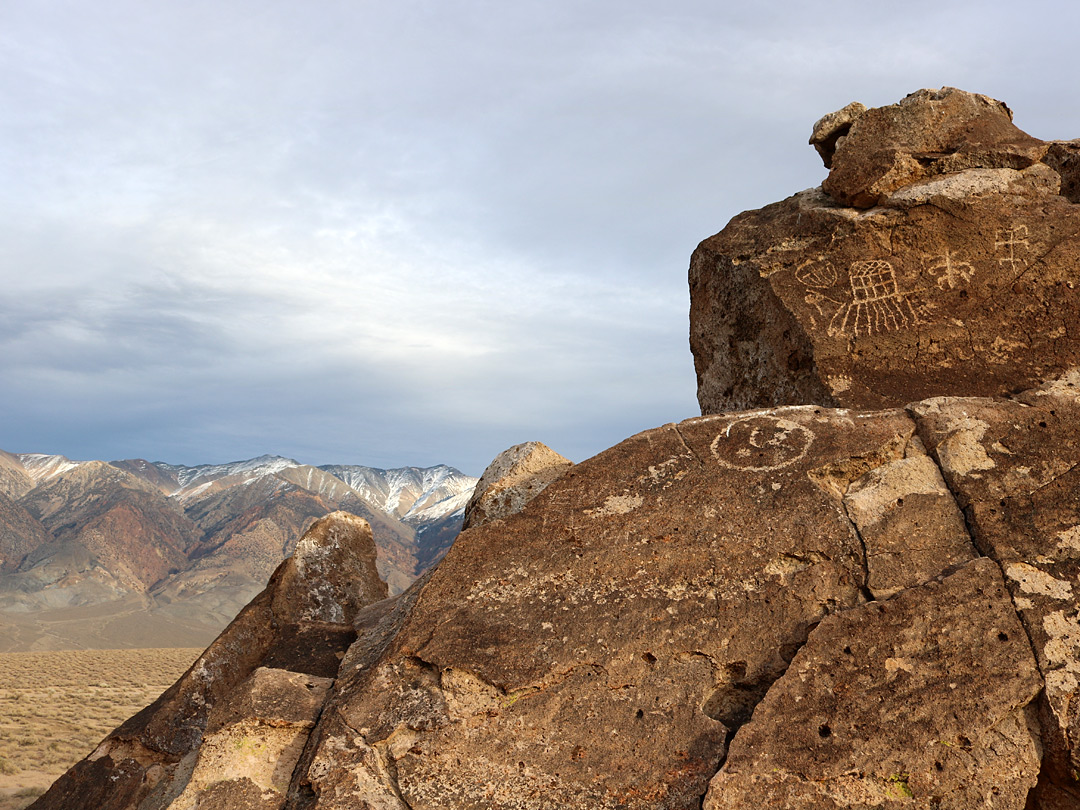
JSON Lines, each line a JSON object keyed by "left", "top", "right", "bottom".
{"left": 286, "top": 407, "right": 977, "bottom": 810}
{"left": 691, "top": 88, "right": 1080, "bottom": 414}
{"left": 461, "top": 440, "right": 573, "bottom": 530}
{"left": 31, "top": 512, "right": 385, "bottom": 810}
{"left": 911, "top": 376, "right": 1080, "bottom": 804}
{"left": 705, "top": 558, "right": 1043, "bottom": 809}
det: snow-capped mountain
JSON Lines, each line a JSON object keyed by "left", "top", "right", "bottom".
{"left": 320, "top": 463, "right": 476, "bottom": 520}
{"left": 0, "top": 450, "right": 478, "bottom": 651}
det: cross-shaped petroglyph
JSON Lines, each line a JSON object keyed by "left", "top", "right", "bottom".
{"left": 995, "top": 225, "right": 1030, "bottom": 272}
{"left": 927, "top": 250, "right": 975, "bottom": 290}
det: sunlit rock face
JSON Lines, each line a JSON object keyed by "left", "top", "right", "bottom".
{"left": 30, "top": 512, "right": 384, "bottom": 810}
{"left": 33, "top": 88, "right": 1080, "bottom": 810}
{"left": 691, "top": 86, "right": 1080, "bottom": 414}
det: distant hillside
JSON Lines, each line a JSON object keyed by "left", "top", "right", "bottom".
{"left": 0, "top": 452, "right": 476, "bottom": 651}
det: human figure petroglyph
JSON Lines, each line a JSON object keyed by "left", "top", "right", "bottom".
{"left": 797, "top": 259, "right": 919, "bottom": 338}
{"left": 995, "top": 225, "right": 1030, "bottom": 272}
{"left": 928, "top": 250, "right": 975, "bottom": 290}
{"left": 711, "top": 415, "right": 814, "bottom": 472}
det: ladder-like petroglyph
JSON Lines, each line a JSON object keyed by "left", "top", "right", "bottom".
{"left": 995, "top": 225, "right": 1030, "bottom": 272}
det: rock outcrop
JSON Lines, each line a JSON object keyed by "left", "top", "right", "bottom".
{"left": 31, "top": 512, "right": 385, "bottom": 810}
{"left": 33, "top": 88, "right": 1080, "bottom": 809}
{"left": 461, "top": 440, "right": 573, "bottom": 529}
{"left": 691, "top": 86, "right": 1080, "bottom": 414}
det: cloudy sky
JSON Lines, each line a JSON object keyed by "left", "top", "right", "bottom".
{"left": 2, "top": 0, "right": 1077, "bottom": 475}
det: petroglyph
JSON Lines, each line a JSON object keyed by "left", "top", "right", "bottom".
{"left": 796, "top": 259, "right": 920, "bottom": 338}
{"left": 795, "top": 260, "right": 837, "bottom": 289}
{"left": 710, "top": 415, "right": 814, "bottom": 472}
{"left": 995, "top": 225, "right": 1030, "bottom": 272}
{"left": 928, "top": 250, "right": 975, "bottom": 289}
{"left": 830, "top": 260, "right": 919, "bottom": 338}
{"left": 585, "top": 494, "right": 645, "bottom": 517}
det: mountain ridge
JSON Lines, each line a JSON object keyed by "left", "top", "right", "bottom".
{"left": 0, "top": 450, "right": 477, "bottom": 651}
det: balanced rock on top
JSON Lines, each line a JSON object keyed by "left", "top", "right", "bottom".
{"left": 691, "top": 86, "right": 1080, "bottom": 413}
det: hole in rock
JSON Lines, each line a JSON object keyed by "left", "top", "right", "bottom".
{"left": 998, "top": 632, "right": 1009, "bottom": 641}
{"left": 703, "top": 679, "right": 771, "bottom": 731}
{"left": 818, "top": 724, "right": 832, "bottom": 738}
{"left": 635, "top": 709, "right": 644, "bottom": 720}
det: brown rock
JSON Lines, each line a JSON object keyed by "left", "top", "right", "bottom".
{"left": 461, "top": 440, "right": 573, "bottom": 530}
{"left": 31, "top": 512, "right": 385, "bottom": 810}
{"left": 840, "top": 451, "right": 976, "bottom": 598}
{"left": 269, "top": 511, "right": 386, "bottom": 624}
{"left": 820, "top": 87, "right": 1047, "bottom": 208}
{"left": 691, "top": 91, "right": 1080, "bottom": 413}
{"left": 1044, "top": 140, "right": 1080, "bottom": 203}
{"left": 808, "top": 101, "right": 866, "bottom": 169}
{"left": 910, "top": 377, "right": 1080, "bottom": 798}
{"left": 705, "top": 558, "right": 1042, "bottom": 808}
{"left": 291, "top": 407, "right": 974, "bottom": 809}
{"left": 165, "top": 668, "right": 332, "bottom": 810}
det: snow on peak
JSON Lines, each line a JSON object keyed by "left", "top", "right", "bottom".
{"left": 16, "top": 453, "right": 84, "bottom": 482}
{"left": 169, "top": 455, "right": 301, "bottom": 488}
{"left": 319, "top": 464, "right": 478, "bottom": 521}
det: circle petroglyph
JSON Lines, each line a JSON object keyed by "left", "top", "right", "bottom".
{"left": 710, "top": 415, "right": 814, "bottom": 472}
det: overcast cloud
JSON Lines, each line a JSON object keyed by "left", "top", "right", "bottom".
{"left": 2, "top": 0, "right": 1078, "bottom": 474}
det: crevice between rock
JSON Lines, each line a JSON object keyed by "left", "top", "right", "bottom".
{"left": 906, "top": 405, "right": 1051, "bottom": 805}
{"left": 671, "top": 423, "right": 706, "bottom": 468}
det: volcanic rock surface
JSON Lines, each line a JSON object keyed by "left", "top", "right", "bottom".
{"left": 31, "top": 512, "right": 385, "bottom": 810}
{"left": 691, "top": 86, "right": 1080, "bottom": 414}
{"left": 33, "top": 88, "right": 1080, "bottom": 809}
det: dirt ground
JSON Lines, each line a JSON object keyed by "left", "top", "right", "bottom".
{"left": 0, "top": 648, "right": 201, "bottom": 809}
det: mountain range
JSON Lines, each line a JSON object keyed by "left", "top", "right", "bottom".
{"left": 0, "top": 450, "right": 476, "bottom": 651}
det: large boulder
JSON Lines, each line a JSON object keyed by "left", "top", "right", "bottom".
{"left": 461, "top": 440, "right": 573, "bottom": 530}
{"left": 691, "top": 87, "right": 1080, "bottom": 414}
{"left": 813, "top": 87, "right": 1047, "bottom": 207}
{"left": 31, "top": 512, "right": 386, "bottom": 810}
{"left": 285, "top": 405, "right": 1037, "bottom": 809}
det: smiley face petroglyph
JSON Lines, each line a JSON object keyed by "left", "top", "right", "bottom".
{"left": 710, "top": 415, "right": 815, "bottom": 472}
